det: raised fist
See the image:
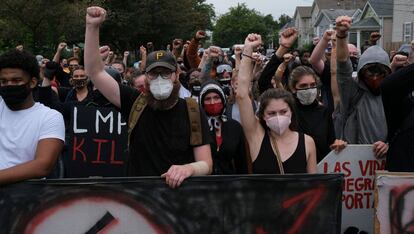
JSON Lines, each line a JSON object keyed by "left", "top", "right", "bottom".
{"left": 208, "top": 46, "right": 221, "bottom": 58}
{"left": 73, "top": 46, "right": 80, "bottom": 53}
{"left": 195, "top": 30, "right": 206, "bottom": 40}
{"left": 57, "top": 42, "right": 67, "bottom": 51}
{"left": 124, "top": 51, "right": 130, "bottom": 57}
{"left": 335, "top": 16, "right": 352, "bottom": 35}
{"left": 99, "top": 45, "right": 110, "bottom": 60}
{"left": 140, "top": 45, "right": 147, "bottom": 56}
{"left": 313, "top": 37, "right": 320, "bottom": 46}
{"left": 244, "top": 33, "right": 263, "bottom": 49}
{"left": 86, "top": 6, "right": 107, "bottom": 26}
{"left": 279, "top": 27, "right": 298, "bottom": 49}
{"left": 323, "top": 29, "right": 335, "bottom": 42}
{"left": 391, "top": 54, "right": 408, "bottom": 68}
{"left": 282, "top": 53, "right": 294, "bottom": 64}
{"left": 370, "top": 32, "right": 381, "bottom": 42}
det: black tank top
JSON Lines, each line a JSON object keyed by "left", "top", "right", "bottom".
{"left": 252, "top": 131, "right": 307, "bottom": 174}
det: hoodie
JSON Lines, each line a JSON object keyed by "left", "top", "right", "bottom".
{"left": 336, "top": 46, "right": 389, "bottom": 144}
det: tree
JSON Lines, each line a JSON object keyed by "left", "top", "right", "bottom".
{"left": 212, "top": 4, "right": 277, "bottom": 48}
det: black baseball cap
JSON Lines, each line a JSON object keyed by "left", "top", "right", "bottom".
{"left": 145, "top": 50, "right": 177, "bottom": 72}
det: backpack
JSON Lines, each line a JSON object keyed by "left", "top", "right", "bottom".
{"left": 127, "top": 93, "right": 202, "bottom": 146}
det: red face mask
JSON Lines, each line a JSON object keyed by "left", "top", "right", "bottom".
{"left": 204, "top": 103, "right": 224, "bottom": 116}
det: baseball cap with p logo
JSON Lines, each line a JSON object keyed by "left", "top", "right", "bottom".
{"left": 145, "top": 50, "right": 177, "bottom": 72}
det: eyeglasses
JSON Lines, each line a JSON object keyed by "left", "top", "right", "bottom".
{"left": 216, "top": 64, "right": 232, "bottom": 74}
{"left": 146, "top": 71, "right": 173, "bottom": 80}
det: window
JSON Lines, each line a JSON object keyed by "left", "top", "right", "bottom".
{"left": 403, "top": 22, "right": 412, "bottom": 43}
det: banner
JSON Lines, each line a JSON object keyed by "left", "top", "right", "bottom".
{"left": 66, "top": 105, "right": 128, "bottom": 177}
{"left": 0, "top": 175, "right": 343, "bottom": 233}
{"left": 318, "top": 145, "right": 386, "bottom": 233}
{"left": 375, "top": 171, "right": 414, "bottom": 234}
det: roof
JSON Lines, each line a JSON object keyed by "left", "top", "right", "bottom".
{"left": 314, "top": 9, "right": 360, "bottom": 26}
{"left": 351, "top": 17, "right": 380, "bottom": 29}
{"left": 281, "top": 20, "right": 295, "bottom": 30}
{"left": 313, "top": 0, "right": 367, "bottom": 10}
{"left": 296, "top": 6, "right": 312, "bottom": 18}
{"left": 322, "top": 9, "right": 358, "bottom": 21}
{"left": 367, "top": 0, "right": 394, "bottom": 16}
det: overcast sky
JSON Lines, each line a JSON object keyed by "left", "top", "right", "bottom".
{"left": 206, "top": 0, "right": 314, "bottom": 19}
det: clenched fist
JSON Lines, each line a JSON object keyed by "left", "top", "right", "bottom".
{"left": 86, "top": 6, "right": 107, "bottom": 27}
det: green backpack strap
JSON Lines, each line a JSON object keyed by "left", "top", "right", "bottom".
{"left": 127, "top": 93, "right": 148, "bottom": 146}
{"left": 185, "top": 97, "right": 202, "bottom": 146}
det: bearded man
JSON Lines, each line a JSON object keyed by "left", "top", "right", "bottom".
{"left": 84, "top": 6, "right": 212, "bottom": 188}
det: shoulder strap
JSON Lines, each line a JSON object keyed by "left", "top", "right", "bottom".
{"left": 185, "top": 97, "right": 202, "bottom": 146}
{"left": 268, "top": 132, "right": 285, "bottom": 175}
{"left": 127, "top": 93, "right": 148, "bottom": 146}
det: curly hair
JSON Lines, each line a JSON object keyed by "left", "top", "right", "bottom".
{"left": 0, "top": 49, "right": 40, "bottom": 80}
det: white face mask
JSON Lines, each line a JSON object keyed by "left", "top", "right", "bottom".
{"left": 266, "top": 115, "right": 291, "bottom": 135}
{"left": 149, "top": 75, "right": 173, "bottom": 100}
{"left": 296, "top": 87, "right": 318, "bottom": 105}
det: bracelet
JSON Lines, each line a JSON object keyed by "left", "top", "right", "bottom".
{"left": 336, "top": 33, "right": 348, "bottom": 39}
{"left": 242, "top": 53, "right": 255, "bottom": 60}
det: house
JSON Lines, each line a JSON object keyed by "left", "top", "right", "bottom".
{"left": 350, "top": 0, "right": 393, "bottom": 53}
{"left": 313, "top": 9, "right": 362, "bottom": 38}
{"left": 310, "top": 0, "right": 367, "bottom": 36}
{"left": 391, "top": 0, "right": 414, "bottom": 50}
{"left": 293, "top": 6, "right": 312, "bottom": 48}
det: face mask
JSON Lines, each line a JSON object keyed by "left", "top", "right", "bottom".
{"left": 363, "top": 78, "right": 383, "bottom": 96}
{"left": 149, "top": 75, "right": 174, "bottom": 100}
{"left": 266, "top": 115, "right": 291, "bottom": 135}
{"left": 71, "top": 79, "right": 88, "bottom": 89}
{"left": 296, "top": 88, "right": 318, "bottom": 105}
{"left": 191, "top": 85, "right": 201, "bottom": 97}
{"left": 204, "top": 103, "right": 224, "bottom": 116}
{"left": 350, "top": 56, "right": 359, "bottom": 71}
{"left": 0, "top": 83, "right": 31, "bottom": 109}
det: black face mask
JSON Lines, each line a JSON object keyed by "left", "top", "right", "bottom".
{"left": 350, "top": 56, "right": 359, "bottom": 72}
{"left": 0, "top": 83, "right": 31, "bottom": 109}
{"left": 191, "top": 85, "right": 201, "bottom": 97}
{"left": 218, "top": 79, "right": 231, "bottom": 96}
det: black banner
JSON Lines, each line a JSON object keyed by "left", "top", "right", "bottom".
{"left": 65, "top": 105, "right": 128, "bottom": 177}
{"left": 0, "top": 174, "right": 343, "bottom": 233}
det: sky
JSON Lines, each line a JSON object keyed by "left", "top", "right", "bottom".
{"left": 205, "top": 0, "right": 314, "bottom": 19}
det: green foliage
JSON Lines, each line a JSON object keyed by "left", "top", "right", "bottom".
{"left": 0, "top": 0, "right": 214, "bottom": 58}
{"left": 213, "top": 4, "right": 273, "bottom": 47}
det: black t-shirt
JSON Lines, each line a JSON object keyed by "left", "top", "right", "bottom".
{"left": 119, "top": 84, "right": 210, "bottom": 176}
{"left": 319, "top": 61, "right": 334, "bottom": 114}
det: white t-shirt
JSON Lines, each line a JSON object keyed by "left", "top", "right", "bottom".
{"left": 0, "top": 97, "right": 65, "bottom": 170}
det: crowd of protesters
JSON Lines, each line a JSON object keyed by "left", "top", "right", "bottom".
{"left": 0, "top": 6, "right": 413, "bottom": 188}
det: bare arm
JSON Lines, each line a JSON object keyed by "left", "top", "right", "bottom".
{"left": 237, "top": 34, "right": 263, "bottom": 145}
{"left": 0, "top": 139, "right": 63, "bottom": 185}
{"left": 52, "top": 42, "right": 66, "bottom": 63}
{"left": 84, "top": 6, "right": 121, "bottom": 108}
{"left": 139, "top": 46, "right": 147, "bottom": 72}
{"left": 309, "top": 30, "right": 334, "bottom": 74}
{"left": 304, "top": 135, "right": 317, "bottom": 173}
{"left": 330, "top": 37, "right": 341, "bottom": 108}
{"left": 336, "top": 16, "right": 351, "bottom": 62}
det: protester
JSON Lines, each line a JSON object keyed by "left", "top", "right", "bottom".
{"left": 335, "top": 16, "right": 389, "bottom": 158}
{"left": 288, "top": 66, "right": 347, "bottom": 162}
{"left": 236, "top": 33, "right": 317, "bottom": 174}
{"left": 84, "top": 6, "right": 212, "bottom": 188}
{"left": 199, "top": 80, "right": 249, "bottom": 174}
{"left": 381, "top": 54, "right": 414, "bottom": 172}
{"left": 0, "top": 49, "right": 65, "bottom": 184}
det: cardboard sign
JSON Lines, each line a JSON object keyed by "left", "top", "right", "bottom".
{"left": 0, "top": 175, "right": 343, "bottom": 233}
{"left": 65, "top": 105, "right": 128, "bottom": 177}
{"left": 375, "top": 171, "right": 414, "bottom": 234}
{"left": 318, "top": 145, "right": 386, "bottom": 233}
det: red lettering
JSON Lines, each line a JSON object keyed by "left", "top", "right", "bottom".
{"left": 323, "top": 162, "right": 328, "bottom": 173}
{"left": 346, "top": 178, "right": 354, "bottom": 192}
{"left": 92, "top": 139, "right": 108, "bottom": 164}
{"left": 343, "top": 193, "right": 372, "bottom": 209}
{"left": 110, "top": 140, "right": 123, "bottom": 165}
{"left": 342, "top": 162, "right": 351, "bottom": 177}
{"left": 359, "top": 160, "right": 369, "bottom": 176}
{"left": 334, "top": 162, "right": 341, "bottom": 173}
{"left": 354, "top": 193, "right": 363, "bottom": 208}
{"left": 364, "top": 192, "right": 372, "bottom": 208}
{"left": 72, "top": 137, "right": 86, "bottom": 162}
{"left": 282, "top": 185, "right": 325, "bottom": 234}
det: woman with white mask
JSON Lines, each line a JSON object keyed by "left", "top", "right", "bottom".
{"left": 236, "top": 33, "right": 317, "bottom": 174}
{"left": 289, "top": 66, "right": 347, "bottom": 163}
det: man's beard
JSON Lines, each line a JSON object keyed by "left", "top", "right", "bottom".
{"left": 147, "top": 81, "right": 181, "bottom": 110}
